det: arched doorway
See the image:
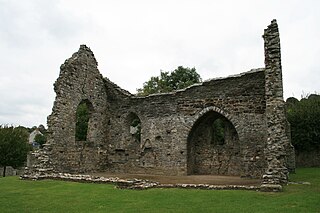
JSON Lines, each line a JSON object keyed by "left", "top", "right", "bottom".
{"left": 187, "top": 110, "right": 241, "bottom": 175}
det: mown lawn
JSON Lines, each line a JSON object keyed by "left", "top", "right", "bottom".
{"left": 0, "top": 168, "right": 319, "bottom": 213}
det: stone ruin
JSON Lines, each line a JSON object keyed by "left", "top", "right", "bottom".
{"left": 24, "top": 20, "right": 295, "bottom": 191}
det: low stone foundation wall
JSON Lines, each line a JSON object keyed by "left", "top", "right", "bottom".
{"left": 21, "top": 173, "right": 271, "bottom": 191}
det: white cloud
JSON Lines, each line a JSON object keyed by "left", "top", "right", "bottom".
{"left": 0, "top": 0, "right": 319, "bottom": 127}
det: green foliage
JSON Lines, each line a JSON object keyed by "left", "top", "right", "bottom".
{"left": 212, "top": 119, "right": 225, "bottom": 145}
{"left": 76, "top": 102, "right": 90, "bottom": 141}
{"left": 34, "top": 134, "right": 46, "bottom": 147}
{"left": 131, "top": 118, "right": 141, "bottom": 142}
{"left": 0, "top": 168, "right": 319, "bottom": 212}
{"left": 137, "top": 66, "right": 201, "bottom": 96}
{"left": 286, "top": 94, "right": 320, "bottom": 152}
{"left": 37, "top": 124, "right": 47, "bottom": 134}
{"left": 29, "top": 126, "right": 38, "bottom": 133}
{"left": 0, "top": 126, "right": 29, "bottom": 177}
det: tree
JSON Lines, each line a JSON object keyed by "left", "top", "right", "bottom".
{"left": 29, "top": 126, "right": 38, "bottom": 133}
{"left": 76, "top": 102, "right": 90, "bottom": 141}
{"left": 212, "top": 119, "right": 225, "bottom": 145}
{"left": 137, "top": 66, "right": 201, "bottom": 96}
{"left": 38, "top": 124, "right": 47, "bottom": 134}
{"left": 0, "top": 126, "right": 29, "bottom": 177}
{"left": 33, "top": 124, "right": 47, "bottom": 148}
{"left": 34, "top": 133, "right": 47, "bottom": 147}
{"left": 286, "top": 94, "right": 320, "bottom": 152}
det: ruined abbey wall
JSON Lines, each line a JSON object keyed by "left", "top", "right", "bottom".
{"left": 47, "top": 48, "right": 109, "bottom": 173}
{"left": 104, "top": 69, "right": 268, "bottom": 178}
{"left": 26, "top": 20, "right": 294, "bottom": 187}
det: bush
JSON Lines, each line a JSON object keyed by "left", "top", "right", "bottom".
{"left": 286, "top": 94, "right": 320, "bottom": 152}
{"left": 0, "top": 125, "right": 29, "bottom": 176}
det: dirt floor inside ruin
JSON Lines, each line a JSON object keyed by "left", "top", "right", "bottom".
{"left": 91, "top": 172, "right": 261, "bottom": 186}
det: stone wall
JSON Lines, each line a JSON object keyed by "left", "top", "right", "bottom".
{"left": 104, "top": 69, "right": 267, "bottom": 178}
{"left": 262, "top": 20, "right": 294, "bottom": 185}
{"left": 24, "top": 20, "right": 294, "bottom": 187}
{"left": 46, "top": 45, "right": 109, "bottom": 173}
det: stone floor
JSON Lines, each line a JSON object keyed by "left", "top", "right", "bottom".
{"left": 91, "top": 172, "right": 261, "bottom": 186}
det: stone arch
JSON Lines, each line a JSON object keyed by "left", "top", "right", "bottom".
{"left": 75, "top": 99, "right": 94, "bottom": 142}
{"left": 191, "top": 106, "right": 239, "bottom": 131}
{"left": 187, "top": 107, "right": 241, "bottom": 176}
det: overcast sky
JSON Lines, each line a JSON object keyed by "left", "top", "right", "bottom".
{"left": 0, "top": 0, "right": 319, "bottom": 127}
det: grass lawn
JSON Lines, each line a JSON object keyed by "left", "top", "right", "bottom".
{"left": 0, "top": 168, "right": 319, "bottom": 213}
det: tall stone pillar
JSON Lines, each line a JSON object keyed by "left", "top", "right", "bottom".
{"left": 262, "top": 20, "right": 292, "bottom": 189}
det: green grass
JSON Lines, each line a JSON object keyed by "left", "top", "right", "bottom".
{"left": 0, "top": 168, "right": 319, "bottom": 213}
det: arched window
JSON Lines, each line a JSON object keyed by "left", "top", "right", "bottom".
{"left": 127, "top": 112, "right": 141, "bottom": 143}
{"left": 212, "top": 118, "right": 225, "bottom": 145}
{"left": 75, "top": 100, "right": 93, "bottom": 141}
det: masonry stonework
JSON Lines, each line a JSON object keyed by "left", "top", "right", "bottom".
{"left": 24, "top": 20, "right": 295, "bottom": 189}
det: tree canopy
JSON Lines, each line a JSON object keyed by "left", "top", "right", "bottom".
{"left": 0, "top": 126, "right": 30, "bottom": 177}
{"left": 137, "top": 66, "right": 201, "bottom": 96}
{"left": 286, "top": 94, "right": 320, "bottom": 152}
{"left": 34, "top": 134, "right": 47, "bottom": 147}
